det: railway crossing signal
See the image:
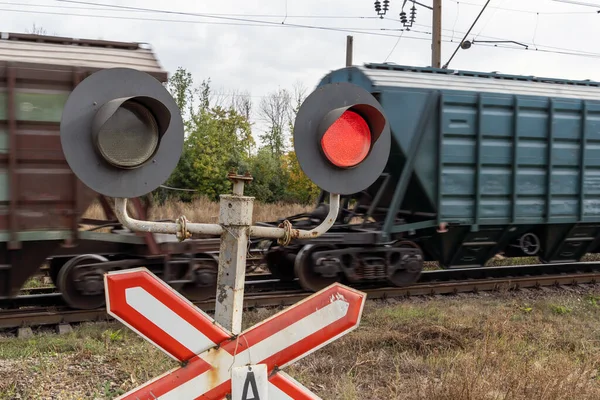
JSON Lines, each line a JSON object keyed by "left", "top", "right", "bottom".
{"left": 60, "top": 69, "right": 389, "bottom": 199}
{"left": 60, "top": 67, "right": 184, "bottom": 198}
{"left": 60, "top": 69, "right": 375, "bottom": 399}
{"left": 105, "top": 268, "right": 366, "bottom": 400}
{"left": 293, "top": 82, "right": 391, "bottom": 195}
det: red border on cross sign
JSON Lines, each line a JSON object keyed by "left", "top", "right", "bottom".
{"left": 105, "top": 267, "right": 366, "bottom": 399}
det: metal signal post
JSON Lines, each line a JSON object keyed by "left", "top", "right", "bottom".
{"left": 214, "top": 173, "right": 254, "bottom": 333}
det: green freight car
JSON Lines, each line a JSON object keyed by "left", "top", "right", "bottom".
{"left": 263, "top": 63, "right": 600, "bottom": 292}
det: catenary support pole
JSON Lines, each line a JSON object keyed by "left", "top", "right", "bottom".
{"left": 432, "top": 0, "right": 442, "bottom": 68}
{"left": 346, "top": 35, "right": 353, "bottom": 67}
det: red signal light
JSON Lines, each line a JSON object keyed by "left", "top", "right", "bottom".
{"left": 320, "top": 110, "right": 371, "bottom": 168}
{"left": 293, "top": 82, "right": 390, "bottom": 195}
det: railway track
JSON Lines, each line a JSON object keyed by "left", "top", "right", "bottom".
{"left": 3, "top": 273, "right": 285, "bottom": 310}
{"left": 2, "top": 261, "right": 600, "bottom": 330}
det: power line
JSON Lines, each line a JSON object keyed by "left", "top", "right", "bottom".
{"left": 7, "top": 0, "right": 594, "bottom": 58}
{"left": 392, "top": 4, "right": 600, "bottom": 60}
{"left": 473, "top": 0, "right": 506, "bottom": 40}
{"left": 531, "top": 12, "right": 540, "bottom": 50}
{"left": 53, "top": 0, "right": 600, "bottom": 59}
{"left": 1, "top": 6, "right": 438, "bottom": 39}
{"left": 446, "top": 0, "right": 598, "bottom": 14}
{"left": 408, "top": 20, "right": 600, "bottom": 57}
{"left": 384, "top": 30, "right": 405, "bottom": 62}
{"left": 474, "top": 41, "right": 600, "bottom": 59}
{"left": 4, "top": 3, "right": 600, "bottom": 62}
{"left": 551, "top": 0, "right": 600, "bottom": 9}
{"left": 383, "top": 13, "right": 600, "bottom": 58}
{"left": 54, "top": 0, "right": 393, "bottom": 28}
{"left": 443, "top": 0, "right": 491, "bottom": 68}
{"left": 384, "top": 25, "right": 600, "bottom": 61}
{"left": 0, "top": 2, "right": 422, "bottom": 34}
{"left": 1, "top": 0, "right": 380, "bottom": 19}
{"left": 421, "top": 29, "right": 600, "bottom": 60}
{"left": 450, "top": 1, "right": 460, "bottom": 41}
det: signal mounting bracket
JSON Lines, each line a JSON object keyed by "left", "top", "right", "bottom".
{"left": 114, "top": 174, "right": 340, "bottom": 334}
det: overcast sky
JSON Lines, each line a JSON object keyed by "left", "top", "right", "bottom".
{"left": 3, "top": 0, "right": 600, "bottom": 134}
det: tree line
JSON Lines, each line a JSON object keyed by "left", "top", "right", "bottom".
{"left": 154, "top": 67, "right": 320, "bottom": 206}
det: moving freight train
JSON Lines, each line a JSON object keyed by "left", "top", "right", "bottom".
{"left": 0, "top": 32, "right": 227, "bottom": 309}
{"left": 3, "top": 31, "right": 600, "bottom": 309}
{"left": 261, "top": 63, "right": 600, "bottom": 291}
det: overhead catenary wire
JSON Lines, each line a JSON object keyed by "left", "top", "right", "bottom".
{"left": 408, "top": 21, "right": 600, "bottom": 57}
{"left": 1, "top": 0, "right": 381, "bottom": 19}
{"left": 54, "top": 0, "right": 407, "bottom": 30}
{"left": 0, "top": 1, "right": 428, "bottom": 33}
{"left": 0, "top": 5, "right": 470, "bottom": 46}
{"left": 13, "top": 0, "right": 600, "bottom": 59}
{"left": 0, "top": 6, "right": 440, "bottom": 39}
{"left": 6, "top": 6, "right": 600, "bottom": 61}
{"left": 473, "top": 41, "right": 600, "bottom": 59}
{"left": 3, "top": 1, "right": 600, "bottom": 61}
{"left": 446, "top": 0, "right": 598, "bottom": 14}
{"left": 442, "top": 0, "right": 491, "bottom": 69}
{"left": 383, "top": 8, "right": 600, "bottom": 59}
{"left": 473, "top": 0, "right": 505, "bottom": 40}
{"left": 450, "top": 1, "right": 460, "bottom": 42}
{"left": 384, "top": 30, "right": 405, "bottom": 62}
{"left": 53, "top": 0, "right": 599, "bottom": 17}
{"left": 551, "top": 0, "right": 600, "bottom": 9}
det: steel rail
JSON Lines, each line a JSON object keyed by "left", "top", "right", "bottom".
{"left": 7, "top": 260, "right": 600, "bottom": 310}
{"left": 4, "top": 273, "right": 283, "bottom": 310}
{"left": 1, "top": 269, "right": 599, "bottom": 330}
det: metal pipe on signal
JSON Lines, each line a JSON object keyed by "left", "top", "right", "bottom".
{"left": 113, "top": 193, "right": 341, "bottom": 241}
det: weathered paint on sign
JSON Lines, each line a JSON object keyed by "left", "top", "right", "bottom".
{"left": 104, "top": 268, "right": 366, "bottom": 400}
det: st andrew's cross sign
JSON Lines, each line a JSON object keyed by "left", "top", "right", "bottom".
{"left": 105, "top": 268, "right": 366, "bottom": 399}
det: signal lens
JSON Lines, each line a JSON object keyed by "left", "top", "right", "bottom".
{"left": 321, "top": 110, "right": 371, "bottom": 168}
{"left": 96, "top": 100, "right": 159, "bottom": 168}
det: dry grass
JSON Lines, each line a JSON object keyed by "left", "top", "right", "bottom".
{"left": 83, "top": 197, "right": 312, "bottom": 225}
{"left": 3, "top": 289, "right": 600, "bottom": 399}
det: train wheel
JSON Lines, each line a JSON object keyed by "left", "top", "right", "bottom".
{"left": 178, "top": 256, "right": 218, "bottom": 301}
{"left": 57, "top": 254, "right": 108, "bottom": 309}
{"left": 387, "top": 241, "right": 423, "bottom": 286}
{"left": 294, "top": 244, "right": 339, "bottom": 292}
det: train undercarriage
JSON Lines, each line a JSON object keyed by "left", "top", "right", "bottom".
{"left": 47, "top": 251, "right": 223, "bottom": 309}
{"left": 21, "top": 190, "right": 600, "bottom": 311}
{"left": 265, "top": 241, "right": 424, "bottom": 292}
